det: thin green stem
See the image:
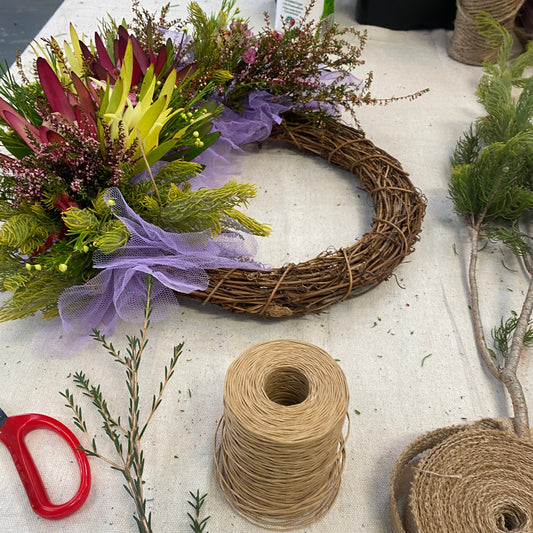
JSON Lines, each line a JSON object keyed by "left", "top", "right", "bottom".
{"left": 62, "top": 275, "right": 179, "bottom": 532}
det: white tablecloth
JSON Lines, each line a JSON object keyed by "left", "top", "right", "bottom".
{"left": 1, "top": 1, "right": 528, "bottom": 532}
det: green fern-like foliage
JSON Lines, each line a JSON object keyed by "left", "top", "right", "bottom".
{"left": 127, "top": 159, "right": 271, "bottom": 236}
{"left": 450, "top": 133, "right": 533, "bottom": 221}
{"left": 0, "top": 199, "right": 100, "bottom": 321}
{"left": 157, "top": 159, "right": 203, "bottom": 187}
{"left": 0, "top": 203, "right": 59, "bottom": 255}
{"left": 146, "top": 179, "right": 269, "bottom": 235}
{"left": 450, "top": 12, "right": 533, "bottom": 257}
{"left": 0, "top": 247, "right": 96, "bottom": 321}
{"left": 0, "top": 270, "right": 78, "bottom": 321}
{"left": 61, "top": 204, "right": 130, "bottom": 255}
{"left": 93, "top": 219, "right": 130, "bottom": 253}
{"left": 188, "top": 0, "right": 240, "bottom": 68}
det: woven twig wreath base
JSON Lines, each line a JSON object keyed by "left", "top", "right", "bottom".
{"left": 390, "top": 418, "right": 533, "bottom": 533}
{"left": 184, "top": 113, "right": 426, "bottom": 317}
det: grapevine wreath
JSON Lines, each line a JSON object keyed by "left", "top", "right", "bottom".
{"left": 187, "top": 112, "right": 426, "bottom": 317}
{"left": 0, "top": 1, "right": 426, "bottom": 332}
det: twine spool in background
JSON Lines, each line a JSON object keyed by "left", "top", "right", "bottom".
{"left": 390, "top": 418, "right": 533, "bottom": 532}
{"left": 214, "top": 339, "right": 350, "bottom": 530}
{"left": 448, "top": 0, "right": 524, "bottom": 65}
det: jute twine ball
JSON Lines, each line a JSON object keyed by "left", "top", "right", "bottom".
{"left": 214, "top": 339, "right": 350, "bottom": 530}
{"left": 390, "top": 419, "right": 533, "bottom": 532}
{"left": 448, "top": 0, "right": 524, "bottom": 65}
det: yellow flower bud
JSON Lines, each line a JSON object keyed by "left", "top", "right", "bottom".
{"left": 193, "top": 131, "right": 199, "bottom": 138}
{"left": 107, "top": 199, "right": 116, "bottom": 207}
{"left": 25, "top": 263, "right": 32, "bottom": 271}
{"left": 34, "top": 264, "right": 42, "bottom": 271}
{"left": 83, "top": 245, "right": 90, "bottom": 253}
{"left": 58, "top": 264, "right": 68, "bottom": 272}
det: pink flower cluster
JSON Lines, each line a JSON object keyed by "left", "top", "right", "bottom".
{"left": 0, "top": 115, "right": 133, "bottom": 205}
{"left": 217, "top": 20, "right": 258, "bottom": 69}
{"left": 242, "top": 47, "right": 256, "bottom": 65}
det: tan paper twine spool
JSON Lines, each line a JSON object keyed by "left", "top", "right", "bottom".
{"left": 214, "top": 339, "right": 350, "bottom": 530}
{"left": 390, "top": 418, "right": 533, "bottom": 533}
{"left": 449, "top": 0, "right": 524, "bottom": 65}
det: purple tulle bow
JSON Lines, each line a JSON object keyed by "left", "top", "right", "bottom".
{"left": 58, "top": 188, "right": 265, "bottom": 334}
{"left": 190, "top": 90, "right": 292, "bottom": 189}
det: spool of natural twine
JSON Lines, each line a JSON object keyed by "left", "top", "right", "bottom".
{"left": 390, "top": 418, "right": 533, "bottom": 532}
{"left": 448, "top": 0, "right": 524, "bottom": 65}
{"left": 214, "top": 339, "right": 350, "bottom": 530}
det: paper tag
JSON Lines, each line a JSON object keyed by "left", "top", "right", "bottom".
{"left": 274, "top": 0, "right": 335, "bottom": 31}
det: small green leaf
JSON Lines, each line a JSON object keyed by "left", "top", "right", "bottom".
{"left": 421, "top": 353, "right": 432, "bottom": 367}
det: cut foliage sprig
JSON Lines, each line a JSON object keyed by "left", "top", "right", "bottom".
{"left": 449, "top": 12, "right": 533, "bottom": 438}
{"left": 187, "top": 490, "right": 211, "bottom": 533}
{"left": 60, "top": 276, "right": 182, "bottom": 532}
{"left": 188, "top": 0, "right": 428, "bottom": 120}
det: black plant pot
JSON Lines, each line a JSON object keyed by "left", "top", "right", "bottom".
{"left": 355, "top": 0, "right": 457, "bottom": 30}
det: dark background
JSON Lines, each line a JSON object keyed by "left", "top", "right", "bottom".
{"left": 0, "top": 0, "right": 63, "bottom": 66}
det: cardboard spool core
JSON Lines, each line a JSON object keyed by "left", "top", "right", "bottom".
{"left": 264, "top": 367, "right": 310, "bottom": 406}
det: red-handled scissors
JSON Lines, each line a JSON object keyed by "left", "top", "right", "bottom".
{"left": 0, "top": 407, "right": 91, "bottom": 519}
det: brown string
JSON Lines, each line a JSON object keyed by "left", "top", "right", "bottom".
{"left": 215, "top": 339, "right": 350, "bottom": 530}
{"left": 185, "top": 113, "right": 426, "bottom": 317}
{"left": 448, "top": 0, "right": 525, "bottom": 65}
{"left": 390, "top": 418, "right": 533, "bottom": 532}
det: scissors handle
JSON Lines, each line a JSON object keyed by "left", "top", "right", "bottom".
{"left": 0, "top": 413, "right": 91, "bottom": 519}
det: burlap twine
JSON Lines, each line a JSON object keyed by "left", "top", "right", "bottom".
{"left": 448, "top": 0, "right": 524, "bottom": 65}
{"left": 214, "top": 339, "right": 350, "bottom": 530}
{"left": 390, "top": 418, "right": 533, "bottom": 532}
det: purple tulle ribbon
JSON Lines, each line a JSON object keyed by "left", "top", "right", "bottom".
{"left": 188, "top": 90, "right": 292, "bottom": 189}
{"left": 58, "top": 188, "right": 265, "bottom": 334}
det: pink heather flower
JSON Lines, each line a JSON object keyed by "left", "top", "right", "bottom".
{"left": 242, "top": 47, "right": 257, "bottom": 65}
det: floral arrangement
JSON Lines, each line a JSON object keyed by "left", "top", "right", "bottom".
{"left": 0, "top": 0, "right": 407, "bottom": 333}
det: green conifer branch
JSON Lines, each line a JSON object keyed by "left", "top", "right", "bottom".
{"left": 450, "top": 13, "right": 533, "bottom": 438}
